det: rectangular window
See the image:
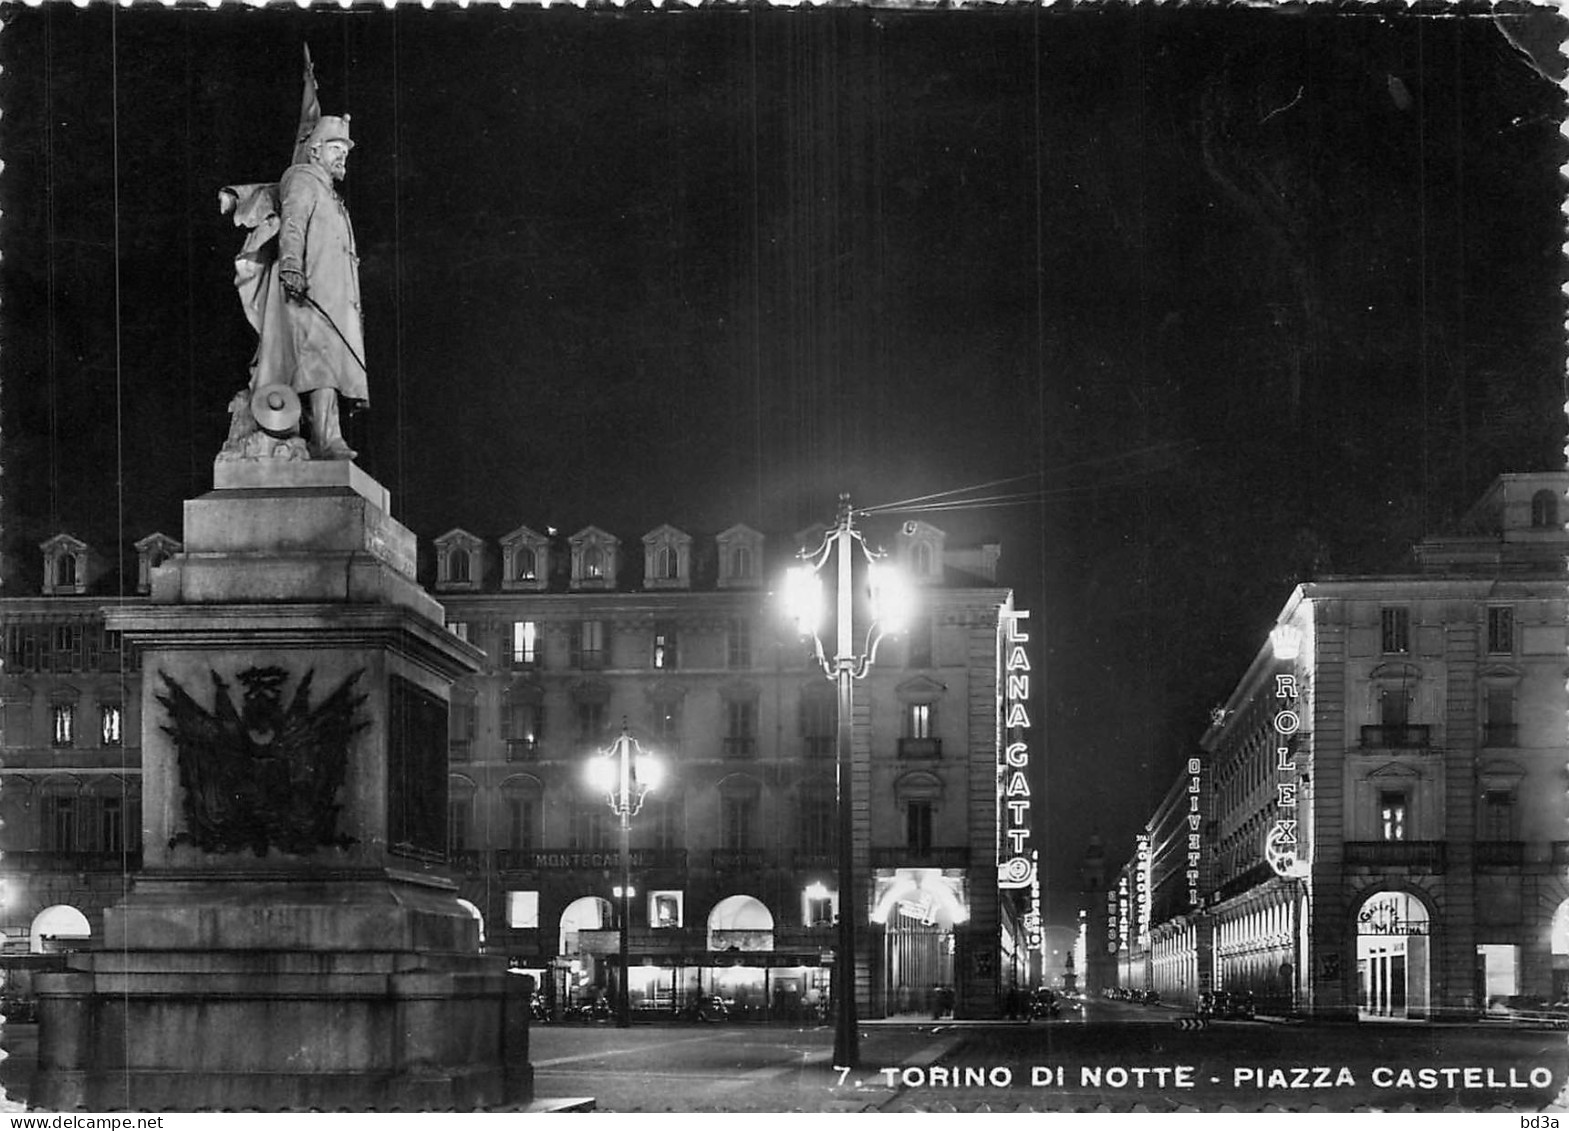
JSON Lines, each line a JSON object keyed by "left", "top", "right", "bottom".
{"left": 652, "top": 622, "right": 678, "bottom": 670}
{"left": 647, "top": 797, "right": 682, "bottom": 850}
{"left": 1481, "top": 789, "right": 1515, "bottom": 841}
{"left": 727, "top": 618, "right": 752, "bottom": 669}
{"left": 1380, "top": 607, "right": 1410, "bottom": 655}
{"left": 905, "top": 618, "right": 934, "bottom": 668}
{"left": 447, "top": 799, "right": 470, "bottom": 852}
{"left": 98, "top": 796, "right": 123, "bottom": 852}
{"left": 576, "top": 700, "right": 607, "bottom": 743}
{"left": 1379, "top": 688, "right": 1411, "bottom": 727}
{"left": 652, "top": 700, "right": 682, "bottom": 753}
{"left": 506, "top": 891, "right": 540, "bottom": 930}
{"left": 52, "top": 703, "right": 75, "bottom": 747}
{"left": 722, "top": 795, "right": 756, "bottom": 849}
{"left": 907, "top": 703, "right": 934, "bottom": 739}
{"left": 569, "top": 804, "right": 608, "bottom": 850}
{"left": 505, "top": 701, "right": 544, "bottom": 758}
{"left": 799, "top": 796, "right": 835, "bottom": 857}
{"left": 1486, "top": 606, "right": 1515, "bottom": 655}
{"left": 800, "top": 695, "right": 835, "bottom": 758}
{"left": 100, "top": 703, "right": 123, "bottom": 747}
{"left": 447, "top": 620, "right": 470, "bottom": 643}
{"left": 44, "top": 795, "right": 77, "bottom": 851}
{"left": 1379, "top": 792, "right": 1407, "bottom": 842}
{"left": 906, "top": 801, "right": 934, "bottom": 854}
{"left": 511, "top": 620, "right": 538, "bottom": 666}
{"left": 574, "top": 620, "right": 606, "bottom": 669}
{"left": 1484, "top": 687, "right": 1516, "bottom": 747}
{"left": 649, "top": 891, "right": 683, "bottom": 929}
{"left": 507, "top": 797, "right": 538, "bottom": 850}
{"left": 724, "top": 699, "right": 757, "bottom": 758}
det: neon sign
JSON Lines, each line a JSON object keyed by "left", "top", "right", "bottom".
{"left": 997, "top": 609, "right": 1035, "bottom": 889}
{"left": 1185, "top": 756, "right": 1203, "bottom": 908}
{"left": 1266, "top": 672, "right": 1310, "bottom": 878}
{"left": 1135, "top": 834, "right": 1151, "bottom": 947}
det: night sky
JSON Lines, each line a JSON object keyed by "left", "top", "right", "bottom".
{"left": 1, "top": 2, "right": 1564, "bottom": 927}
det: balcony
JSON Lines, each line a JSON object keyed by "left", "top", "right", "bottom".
{"left": 722, "top": 736, "right": 757, "bottom": 759}
{"left": 898, "top": 737, "right": 942, "bottom": 760}
{"left": 871, "top": 845, "right": 969, "bottom": 868}
{"left": 1474, "top": 840, "right": 1525, "bottom": 867}
{"left": 0, "top": 850, "right": 143, "bottom": 872}
{"left": 574, "top": 650, "right": 607, "bottom": 671}
{"left": 506, "top": 655, "right": 539, "bottom": 672}
{"left": 1360, "top": 725, "right": 1431, "bottom": 750}
{"left": 1481, "top": 724, "right": 1519, "bottom": 748}
{"left": 1343, "top": 841, "right": 1445, "bottom": 871}
{"left": 505, "top": 738, "right": 540, "bottom": 763}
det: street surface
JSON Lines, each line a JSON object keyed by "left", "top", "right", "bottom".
{"left": 1, "top": 1005, "right": 1566, "bottom": 1112}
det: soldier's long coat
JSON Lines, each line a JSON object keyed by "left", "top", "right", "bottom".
{"left": 222, "top": 161, "right": 368, "bottom": 403}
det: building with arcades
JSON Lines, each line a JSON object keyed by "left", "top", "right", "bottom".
{"left": 1114, "top": 471, "right": 1569, "bottom": 1020}
{"left": 0, "top": 514, "right": 1035, "bottom": 1021}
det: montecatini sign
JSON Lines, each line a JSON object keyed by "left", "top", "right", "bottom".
{"left": 998, "top": 609, "right": 1036, "bottom": 890}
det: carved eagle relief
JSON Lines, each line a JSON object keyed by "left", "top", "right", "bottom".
{"left": 157, "top": 665, "right": 367, "bottom": 856}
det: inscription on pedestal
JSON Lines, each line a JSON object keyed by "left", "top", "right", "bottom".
{"left": 388, "top": 674, "right": 448, "bottom": 862}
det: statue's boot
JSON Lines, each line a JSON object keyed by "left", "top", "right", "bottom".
{"left": 309, "top": 387, "right": 358, "bottom": 461}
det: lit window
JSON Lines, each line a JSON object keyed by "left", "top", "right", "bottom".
{"left": 514, "top": 546, "right": 538, "bottom": 581}
{"left": 52, "top": 703, "right": 76, "bottom": 747}
{"left": 584, "top": 547, "right": 605, "bottom": 579}
{"left": 100, "top": 704, "right": 122, "bottom": 747}
{"left": 506, "top": 891, "right": 540, "bottom": 929}
{"left": 447, "top": 621, "right": 470, "bottom": 642}
{"left": 1379, "top": 792, "right": 1407, "bottom": 842}
{"left": 652, "top": 623, "right": 678, "bottom": 670}
{"left": 512, "top": 620, "right": 538, "bottom": 665}
{"left": 907, "top": 703, "right": 934, "bottom": 740}
{"left": 649, "top": 891, "right": 684, "bottom": 929}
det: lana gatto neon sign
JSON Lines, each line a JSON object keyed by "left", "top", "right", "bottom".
{"left": 998, "top": 609, "right": 1036, "bottom": 890}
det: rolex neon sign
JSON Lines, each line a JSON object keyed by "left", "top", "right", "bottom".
{"left": 998, "top": 609, "right": 1036, "bottom": 889}
{"left": 1265, "top": 634, "right": 1310, "bottom": 880}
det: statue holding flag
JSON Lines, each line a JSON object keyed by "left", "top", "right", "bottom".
{"left": 219, "top": 47, "right": 367, "bottom": 462}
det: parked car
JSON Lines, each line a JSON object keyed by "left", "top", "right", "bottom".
{"left": 676, "top": 994, "right": 730, "bottom": 1022}
{"left": 1197, "top": 990, "right": 1254, "bottom": 1020}
{"left": 1028, "top": 988, "right": 1061, "bottom": 1020}
{"left": 1486, "top": 995, "right": 1569, "bottom": 1029}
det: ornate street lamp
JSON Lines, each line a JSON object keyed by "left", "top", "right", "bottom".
{"left": 783, "top": 495, "right": 912, "bottom": 1068}
{"left": 586, "top": 722, "right": 662, "bottom": 1028}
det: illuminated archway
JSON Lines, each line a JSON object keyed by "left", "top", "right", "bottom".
{"left": 707, "top": 894, "right": 773, "bottom": 951}
{"left": 558, "top": 895, "right": 612, "bottom": 956}
{"left": 1354, "top": 889, "right": 1432, "bottom": 1021}
{"left": 872, "top": 869, "right": 967, "bottom": 1017}
{"left": 30, "top": 904, "right": 91, "bottom": 953}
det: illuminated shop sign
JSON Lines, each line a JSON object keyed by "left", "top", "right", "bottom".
{"left": 1185, "top": 757, "right": 1203, "bottom": 908}
{"left": 997, "top": 609, "right": 1035, "bottom": 889}
{"left": 1265, "top": 672, "right": 1310, "bottom": 879}
{"left": 1135, "top": 834, "right": 1151, "bottom": 947}
{"left": 1105, "top": 886, "right": 1120, "bottom": 954}
{"left": 1117, "top": 876, "right": 1130, "bottom": 951}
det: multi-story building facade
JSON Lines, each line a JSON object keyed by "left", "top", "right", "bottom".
{"left": 1111, "top": 472, "right": 1569, "bottom": 1019}
{"left": 0, "top": 516, "right": 1034, "bottom": 1020}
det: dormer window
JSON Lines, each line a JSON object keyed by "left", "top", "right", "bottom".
{"left": 133, "top": 533, "right": 182, "bottom": 595}
{"left": 41, "top": 534, "right": 91, "bottom": 596}
{"left": 1531, "top": 489, "right": 1561, "bottom": 529}
{"left": 716, "top": 525, "right": 765, "bottom": 589}
{"left": 569, "top": 527, "right": 620, "bottom": 591}
{"left": 433, "top": 529, "right": 484, "bottom": 592}
{"left": 898, "top": 521, "right": 946, "bottom": 584}
{"left": 642, "top": 526, "right": 692, "bottom": 590}
{"left": 500, "top": 525, "right": 551, "bottom": 591}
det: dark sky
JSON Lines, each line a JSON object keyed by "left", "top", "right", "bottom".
{"left": 2, "top": 1, "right": 1564, "bottom": 926}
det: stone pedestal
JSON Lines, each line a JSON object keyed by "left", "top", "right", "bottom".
{"left": 33, "top": 463, "right": 531, "bottom": 1112}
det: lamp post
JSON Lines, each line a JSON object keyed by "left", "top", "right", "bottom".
{"left": 586, "top": 722, "right": 662, "bottom": 1029}
{"left": 784, "top": 495, "right": 912, "bottom": 1069}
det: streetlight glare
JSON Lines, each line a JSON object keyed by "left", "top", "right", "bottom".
{"left": 783, "top": 565, "right": 824, "bottom": 637}
{"left": 586, "top": 755, "right": 617, "bottom": 795}
{"left": 636, "top": 753, "right": 663, "bottom": 794}
{"left": 868, "top": 562, "right": 913, "bottom": 634}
